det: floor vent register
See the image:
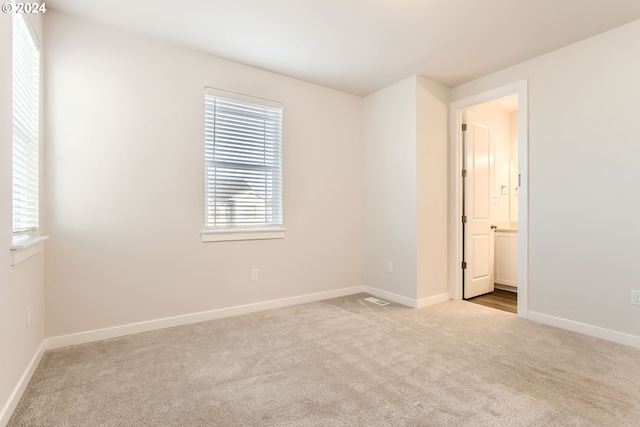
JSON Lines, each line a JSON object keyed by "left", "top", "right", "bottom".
{"left": 364, "top": 297, "right": 389, "bottom": 306}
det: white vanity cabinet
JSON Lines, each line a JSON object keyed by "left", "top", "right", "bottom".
{"left": 494, "top": 230, "right": 518, "bottom": 288}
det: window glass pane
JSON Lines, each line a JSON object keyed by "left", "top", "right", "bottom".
{"left": 205, "top": 89, "right": 282, "bottom": 230}
{"left": 12, "top": 15, "right": 40, "bottom": 234}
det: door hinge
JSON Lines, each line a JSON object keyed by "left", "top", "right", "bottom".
{"left": 461, "top": 261, "right": 467, "bottom": 269}
{"left": 462, "top": 215, "right": 467, "bottom": 223}
{"left": 462, "top": 169, "right": 467, "bottom": 177}
{"left": 461, "top": 123, "right": 467, "bottom": 132}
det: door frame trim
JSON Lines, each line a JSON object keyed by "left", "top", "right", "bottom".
{"left": 449, "top": 79, "right": 529, "bottom": 318}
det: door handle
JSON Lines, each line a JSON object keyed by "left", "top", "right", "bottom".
{"left": 490, "top": 225, "right": 498, "bottom": 230}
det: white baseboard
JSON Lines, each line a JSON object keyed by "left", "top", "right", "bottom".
{"left": 45, "top": 286, "right": 366, "bottom": 350}
{"left": 364, "top": 286, "right": 418, "bottom": 307}
{"left": 416, "top": 292, "right": 451, "bottom": 308}
{"left": 0, "top": 341, "right": 45, "bottom": 427}
{"left": 494, "top": 284, "right": 517, "bottom": 293}
{"left": 528, "top": 311, "right": 640, "bottom": 349}
{"left": 363, "top": 287, "right": 450, "bottom": 309}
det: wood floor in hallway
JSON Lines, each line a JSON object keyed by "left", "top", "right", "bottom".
{"left": 468, "top": 289, "right": 517, "bottom": 314}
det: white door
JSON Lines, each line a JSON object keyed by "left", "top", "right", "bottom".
{"left": 463, "top": 110, "right": 495, "bottom": 299}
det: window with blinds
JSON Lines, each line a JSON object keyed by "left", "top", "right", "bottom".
{"left": 204, "top": 88, "right": 283, "bottom": 231}
{"left": 12, "top": 14, "right": 40, "bottom": 235}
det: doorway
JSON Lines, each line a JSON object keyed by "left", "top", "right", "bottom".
{"left": 449, "top": 80, "right": 528, "bottom": 318}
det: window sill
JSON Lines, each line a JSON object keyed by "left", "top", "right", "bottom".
{"left": 11, "top": 235, "right": 49, "bottom": 266}
{"left": 201, "top": 228, "right": 286, "bottom": 242}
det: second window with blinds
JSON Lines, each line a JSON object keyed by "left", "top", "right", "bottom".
{"left": 202, "top": 88, "right": 285, "bottom": 242}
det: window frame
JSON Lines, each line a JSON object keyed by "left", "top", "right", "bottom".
{"left": 201, "top": 88, "right": 285, "bottom": 242}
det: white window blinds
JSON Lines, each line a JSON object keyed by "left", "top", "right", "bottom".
{"left": 12, "top": 15, "right": 40, "bottom": 234}
{"left": 205, "top": 88, "right": 283, "bottom": 230}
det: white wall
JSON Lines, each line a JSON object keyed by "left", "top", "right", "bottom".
{"left": 362, "top": 76, "right": 449, "bottom": 305}
{"left": 0, "top": 13, "right": 46, "bottom": 424}
{"left": 43, "top": 10, "right": 364, "bottom": 337}
{"left": 415, "top": 77, "right": 449, "bottom": 301}
{"left": 452, "top": 19, "right": 640, "bottom": 339}
{"left": 363, "top": 77, "right": 418, "bottom": 300}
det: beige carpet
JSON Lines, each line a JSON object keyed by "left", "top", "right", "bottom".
{"left": 8, "top": 293, "right": 640, "bottom": 426}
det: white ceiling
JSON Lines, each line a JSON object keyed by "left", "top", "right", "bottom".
{"left": 46, "top": 0, "right": 640, "bottom": 96}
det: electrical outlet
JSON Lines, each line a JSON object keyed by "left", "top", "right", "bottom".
{"left": 387, "top": 262, "right": 393, "bottom": 273}
{"left": 251, "top": 268, "right": 259, "bottom": 281}
{"left": 631, "top": 290, "right": 640, "bottom": 306}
